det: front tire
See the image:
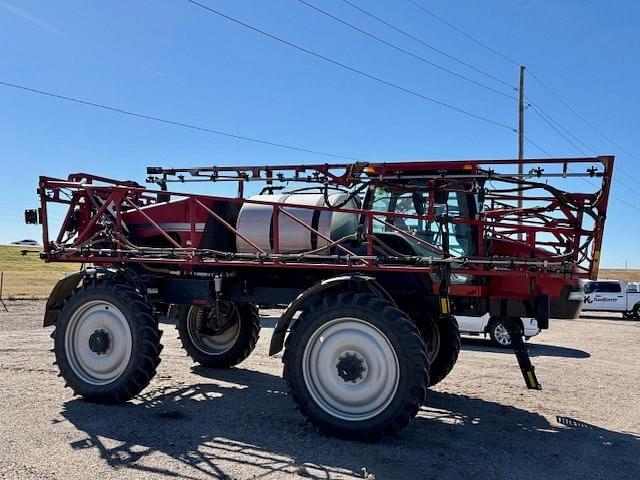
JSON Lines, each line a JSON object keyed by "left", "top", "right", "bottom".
{"left": 53, "top": 281, "right": 162, "bottom": 404}
{"left": 176, "top": 303, "right": 260, "bottom": 368}
{"left": 283, "top": 292, "right": 429, "bottom": 441}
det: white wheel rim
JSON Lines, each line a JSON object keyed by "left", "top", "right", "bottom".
{"left": 302, "top": 317, "right": 400, "bottom": 421}
{"left": 493, "top": 323, "right": 511, "bottom": 345}
{"left": 186, "top": 307, "right": 241, "bottom": 355}
{"left": 65, "top": 300, "right": 132, "bottom": 385}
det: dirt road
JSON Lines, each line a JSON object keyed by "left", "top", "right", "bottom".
{"left": 0, "top": 301, "right": 638, "bottom": 479}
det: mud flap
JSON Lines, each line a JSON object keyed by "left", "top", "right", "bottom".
{"left": 504, "top": 317, "right": 542, "bottom": 390}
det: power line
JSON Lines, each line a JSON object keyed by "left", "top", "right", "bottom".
{"left": 366, "top": 2, "right": 569, "bottom": 167}
{"left": 313, "top": 0, "right": 640, "bottom": 206}
{"left": 528, "top": 90, "right": 640, "bottom": 189}
{"left": 401, "top": 1, "right": 630, "bottom": 184}
{"left": 524, "top": 137, "right": 553, "bottom": 157}
{"left": 184, "top": 0, "right": 515, "bottom": 132}
{"left": 529, "top": 72, "right": 640, "bottom": 186}
{"left": 529, "top": 90, "right": 640, "bottom": 185}
{"left": 527, "top": 83, "right": 640, "bottom": 184}
{"left": 407, "top": 0, "right": 520, "bottom": 66}
{"left": 527, "top": 91, "right": 640, "bottom": 184}
{"left": 295, "top": 0, "right": 517, "bottom": 100}
{"left": 524, "top": 137, "right": 640, "bottom": 212}
{"left": 529, "top": 104, "right": 589, "bottom": 155}
{"left": 529, "top": 103, "right": 640, "bottom": 197}
{"left": 608, "top": 193, "right": 640, "bottom": 213}
{"left": 0, "top": 80, "right": 360, "bottom": 161}
{"left": 7, "top": 3, "right": 633, "bottom": 206}
{"left": 341, "top": 0, "right": 516, "bottom": 91}
{"left": 528, "top": 70, "right": 640, "bottom": 162}
{"left": 406, "top": 0, "right": 640, "bottom": 184}
{"left": 5, "top": 82, "right": 635, "bottom": 212}
{"left": 527, "top": 100, "right": 597, "bottom": 154}
{"left": 583, "top": 177, "right": 640, "bottom": 213}
{"left": 0, "top": 79, "right": 532, "bottom": 182}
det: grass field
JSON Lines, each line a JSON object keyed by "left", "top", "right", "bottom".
{"left": 0, "top": 245, "right": 77, "bottom": 300}
{"left": 0, "top": 244, "right": 638, "bottom": 300}
{"left": 596, "top": 269, "right": 640, "bottom": 283}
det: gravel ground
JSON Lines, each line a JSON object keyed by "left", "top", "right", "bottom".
{"left": 0, "top": 300, "right": 638, "bottom": 480}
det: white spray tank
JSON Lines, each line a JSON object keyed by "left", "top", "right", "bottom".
{"left": 235, "top": 192, "right": 358, "bottom": 253}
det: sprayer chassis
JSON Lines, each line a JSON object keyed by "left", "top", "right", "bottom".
{"left": 29, "top": 156, "right": 613, "bottom": 440}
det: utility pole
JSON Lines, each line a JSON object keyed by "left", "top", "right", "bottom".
{"left": 517, "top": 65, "right": 525, "bottom": 241}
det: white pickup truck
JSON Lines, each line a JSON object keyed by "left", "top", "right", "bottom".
{"left": 582, "top": 280, "right": 640, "bottom": 319}
{"left": 456, "top": 314, "right": 540, "bottom": 348}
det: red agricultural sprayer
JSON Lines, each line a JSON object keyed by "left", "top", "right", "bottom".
{"left": 26, "top": 155, "right": 612, "bottom": 440}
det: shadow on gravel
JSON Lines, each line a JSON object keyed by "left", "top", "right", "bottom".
{"left": 60, "top": 367, "right": 638, "bottom": 480}
{"left": 461, "top": 338, "right": 591, "bottom": 359}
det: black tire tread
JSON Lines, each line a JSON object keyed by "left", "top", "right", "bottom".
{"left": 283, "top": 292, "right": 429, "bottom": 442}
{"left": 176, "top": 303, "right": 260, "bottom": 368}
{"left": 427, "top": 316, "right": 461, "bottom": 387}
{"left": 52, "top": 280, "right": 162, "bottom": 404}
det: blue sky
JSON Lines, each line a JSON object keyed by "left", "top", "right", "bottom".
{"left": 0, "top": 0, "right": 638, "bottom": 267}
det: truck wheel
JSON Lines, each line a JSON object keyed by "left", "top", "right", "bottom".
{"left": 176, "top": 303, "right": 260, "bottom": 368}
{"left": 633, "top": 304, "right": 640, "bottom": 320}
{"left": 283, "top": 292, "right": 429, "bottom": 441}
{"left": 52, "top": 281, "right": 162, "bottom": 404}
{"left": 488, "top": 319, "right": 521, "bottom": 348}
{"left": 424, "top": 316, "right": 460, "bottom": 387}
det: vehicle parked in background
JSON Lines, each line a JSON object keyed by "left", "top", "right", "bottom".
{"left": 582, "top": 280, "right": 640, "bottom": 319}
{"left": 457, "top": 315, "right": 540, "bottom": 348}
{"left": 10, "top": 239, "right": 38, "bottom": 246}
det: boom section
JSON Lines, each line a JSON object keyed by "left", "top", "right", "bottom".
{"left": 31, "top": 157, "right": 613, "bottom": 280}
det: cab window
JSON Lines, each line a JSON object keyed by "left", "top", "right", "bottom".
{"left": 369, "top": 185, "right": 475, "bottom": 257}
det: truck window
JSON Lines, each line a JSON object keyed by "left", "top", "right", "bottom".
{"left": 591, "top": 282, "right": 621, "bottom": 293}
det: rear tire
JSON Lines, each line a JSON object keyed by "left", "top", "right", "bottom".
{"left": 176, "top": 303, "right": 260, "bottom": 368}
{"left": 283, "top": 292, "right": 429, "bottom": 441}
{"left": 424, "top": 316, "right": 460, "bottom": 386}
{"left": 633, "top": 304, "right": 640, "bottom": 320}
{"left": 53, "top": 281, "right": 162, "bottom": 404}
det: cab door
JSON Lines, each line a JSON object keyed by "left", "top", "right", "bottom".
{"left": 584, "top": 281, "right": 624, "bottom": 311}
